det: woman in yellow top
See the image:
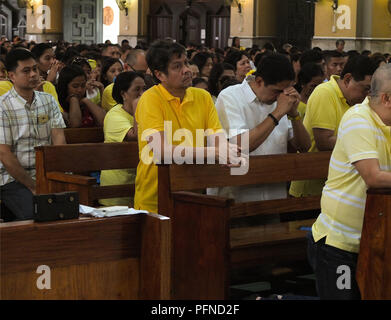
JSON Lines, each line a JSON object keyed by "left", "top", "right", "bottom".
{"left": 295, "top": 62, "right": 325, "bottom": 119}
{"left": 99, "top": 72, "right": 145, "bottom": 207}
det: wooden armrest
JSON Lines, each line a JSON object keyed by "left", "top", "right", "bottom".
{"left": 172, "top": 191, "right": 234, "bottom": 208}
{"left": 46, "top": 172, "right": 97, "bottom": 185}
{"left": 230, "top": 218, "right": 315, "bottom": 248}
{"left": 230, "top": 196, "right": 321, "bottom": 219}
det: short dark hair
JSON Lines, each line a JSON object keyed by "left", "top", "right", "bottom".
{"left": 262, "top": 42, "right": 275, "bottom": 51}
{"left": 347, "top": 50, "right": 360, "bottom": 59}
{"left": 112, "top": 71, "right": 145, "bottom": 104}
{"left": 300, "top": 50, "right": 324, "bottom": 67}
{"left": 192, "top": 77, "right": 208, "bottom": 87}
{"left": 224, "top": 50, "right": 247, "bottom": 71}
{"left": 254, "top": 53, "right": 295, "bottom": 86}
{"left": 341, "top": 55, "right": 377, "bottom": 81}
{"left": 146, "top": 40, "right": 186, "bottom": 83}
{"left": 5, "top": 48, "right": 36, "bottom": 72}
{"left": 336, "top": 39, "right": 345, "bottom": 46}
{"left": 297, "top": 62, "right": 325, "bottom": 87}
{"left": 323, "top": 50, "right": 344, "bottom": 62}
{"left": 221, "top": 78, "right": 240, "bottom": 91}
{"left": 361, "top": 50, "right": 372, "bottom": 57}
{"left": 208, "top": 62, "right": 235, "bottom": 97}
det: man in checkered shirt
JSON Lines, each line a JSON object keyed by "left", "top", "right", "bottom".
{"left": 0, "top": 49, "right": 66, "bottom": 221}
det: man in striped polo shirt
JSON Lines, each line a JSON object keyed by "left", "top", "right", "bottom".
{"left": 308, "top": 64, "right": 391, "bottom": 299}
{"left": 0, "top": 49, "right": 66, "bottom": 221}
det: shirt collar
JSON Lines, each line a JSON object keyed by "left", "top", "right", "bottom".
{"left": 330, "top": 75, "right": 348, "bottom": 105}
{"left": 10, "top": 86, "right": 38, "bottom": 107}
{"left": 157, "top": 84, "right": 194, "bottom": 104}
{"left": 241, "top": 80, "right": 258, "bottom": 104}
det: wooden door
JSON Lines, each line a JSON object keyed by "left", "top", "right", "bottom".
{"left": 149, "top": 3, "right": 173, "bottom": 43}
{"left": 208, "top": 5, "right": 230, "bottom": 49}
{"left": 278, "top": 0, "right": 315, "bottom": 50}
{"left": 63, "top": 0, "right": 103, "bottom": 44}
{"left": 179, "top": 8, "right": 201, "bottom": 46}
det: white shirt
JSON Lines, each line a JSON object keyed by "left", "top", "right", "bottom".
{"left": 208, "top": 80, "right": 293, "bottom": 202}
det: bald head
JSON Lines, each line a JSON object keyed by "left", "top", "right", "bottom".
{"left": 370, "top": 64, "right": 391, "bottom": 101}
{"left": 125, "top": 49, "right": 148, "bottom": 72}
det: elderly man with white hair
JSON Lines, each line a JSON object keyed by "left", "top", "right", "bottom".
{"left": 307, "top": 64, "right": 391, "bottom": 300}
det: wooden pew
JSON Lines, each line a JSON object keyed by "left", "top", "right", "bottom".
{"left": 158, "top": 151, "right": 332, "bottom": 299}
{"left": 357, "top": 188, "right": 391, "bottom": 299}
{"left": 64, "top": 127, "right": 104, "bottom": 144}
{"left": 0, "top": 213, "right": 171, "bottom": 300}
{"left": 35, "top": 142, "right": 139, "bottom": 206}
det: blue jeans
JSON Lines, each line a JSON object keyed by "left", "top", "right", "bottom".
{"left": 306, "top": 231, "right": 361, "bottom": 300}
{"left": 0, "top": 181, "right": 34, "bottom": 221}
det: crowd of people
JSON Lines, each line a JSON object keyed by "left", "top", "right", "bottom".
{"left": 1, "top": 35, "right": 391, "bottom": 300}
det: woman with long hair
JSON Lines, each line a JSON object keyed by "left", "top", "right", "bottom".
{"left": 191, "top": 52, "right": 213, "bottom": 79}
{"left": 70, "top": 56, "right": 105, "bottom": 106}
{"left": 57, "top": 65, "right": 106, "bottom": 128}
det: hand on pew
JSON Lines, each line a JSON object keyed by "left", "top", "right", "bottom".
{"left": 216, "top": 142, "right": 248, "bottom": 168}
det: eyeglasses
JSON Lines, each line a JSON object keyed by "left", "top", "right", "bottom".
{"left": 71, "top": 57, "right": 88, "bottom": 64}
{"left": 128, "top": 64, "right": 146, "bottom": 74}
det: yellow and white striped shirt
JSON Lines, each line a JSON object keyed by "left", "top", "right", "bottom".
{"left": 312, "top": 102, "right": 391, "bottom": 253}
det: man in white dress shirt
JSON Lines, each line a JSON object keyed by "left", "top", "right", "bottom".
{"left": 211, "top": 53, "right": 311, "bottom": 202}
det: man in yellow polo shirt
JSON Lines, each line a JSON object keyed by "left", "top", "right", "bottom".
{"left": 290, "top": 56, "right": 377, "bottom": 197}
{"left": 134, "top": 40, "right": 244, "bottom": 213}
{"left": 307, "top": 64, "right": 391, "bottom": 299}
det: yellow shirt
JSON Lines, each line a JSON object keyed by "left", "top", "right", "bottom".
{"left": 289, "top": 76, "right": 350, "bottom": 197}
{"left": 312, "top": 103, "right": 391, "bottom": 253}
{"left": 297, "top": 101, "right": 307, "bottom": 120}
{"left": 0, "top": 80, "right": 63, "bottom": 113}
{"left": 99, "top": 105, "right": 136, "bottom": 207}
{"left": 101, "top": 83, "right": 117, "bottom": 112}
{"left": 0, "top": 80, "right": 13, "bottom": 96}
{"left": 134, "top": 84, "right": 223, "bottom": 213}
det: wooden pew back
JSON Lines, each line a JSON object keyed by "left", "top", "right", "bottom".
{"left": 36, "top": 142, "right": 139, "bottom": 206}
{"left": 64, "top": 127, "right": 104, "bottom": 144}
{"left": 0, "top": 213, "right": 170, "bottom": 300}
{"left": 158, "top": 151, "right": 332, "bottom": 299}
{"left": 357, "top": 189, "right": 391, "bottom": 299}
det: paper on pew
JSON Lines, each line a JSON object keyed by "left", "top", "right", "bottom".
{"left": 79, "top": 205, "right": 148, "bottom": 218}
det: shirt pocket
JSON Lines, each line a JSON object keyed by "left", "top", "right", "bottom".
{"left": 34, "top": 112, "right": 51, "bottom": 142}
